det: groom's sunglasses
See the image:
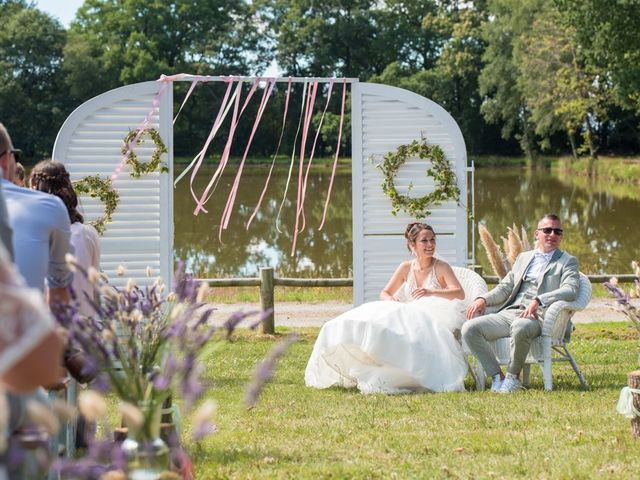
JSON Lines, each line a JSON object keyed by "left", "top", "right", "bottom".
{"left": 537, "top": 227, "right": 563, "bottom": 235}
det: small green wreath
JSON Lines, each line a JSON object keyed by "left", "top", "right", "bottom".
{"left": 376, "top": 137, "right": 460, "bottom": 219}
{"left": 121, "top": 127, "right": 168, "bottom": 178}
{"left": 73, "top": 175, "right": 120, "bottom": 235}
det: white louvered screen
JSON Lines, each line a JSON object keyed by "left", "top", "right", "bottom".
{"left": 352, "top": 83, "right": 470, "bottom": 304}
{"left": 53, "top": 81, "right": 173, "bottom": 288}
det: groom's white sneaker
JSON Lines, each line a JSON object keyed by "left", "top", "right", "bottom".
{"left": 490, "top": 374, "right": 503, "bottom": 393}
{"left": 498, "top": 373, "right": 522, "bottom": 393}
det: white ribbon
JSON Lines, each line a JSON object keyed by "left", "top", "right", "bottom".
{"left": 616, "top": 386, "right": 640, "bottom": 418}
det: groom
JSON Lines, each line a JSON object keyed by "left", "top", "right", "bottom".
{"left": 462, "top": 213, "right": 580, "bottom": 393}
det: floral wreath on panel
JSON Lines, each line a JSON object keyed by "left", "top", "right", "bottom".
{"left": 73, "top": 128, "right": 168, "bottom": 235}
{"left": 121, "top": 127, "right": 169, "bottom": 178}
{"left": 376, "top": 136, "right": 460, "bottom": 219}
{"left": 73, "top": 175, "right": 120, "bottom": 236}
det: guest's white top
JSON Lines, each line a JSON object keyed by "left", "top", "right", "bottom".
{"left": 70, "top": 222, "right": 100, "bottom": 316}
{"left": 1, "top": 179, "right": 72, "bottom": 291}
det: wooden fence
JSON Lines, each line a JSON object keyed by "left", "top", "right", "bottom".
{"left": 200, "top": 267, "right": 638, "bottom": 334}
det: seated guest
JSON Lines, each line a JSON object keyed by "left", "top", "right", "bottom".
{"left": 30, "top": 160, "right": 100, "bottom": 316}
{"left": 0, "top": 124, "right": 73, "bottom": 306}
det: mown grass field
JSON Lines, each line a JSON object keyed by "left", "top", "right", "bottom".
{"left": 178, "top": 322, "right": 639, "bottom": 479}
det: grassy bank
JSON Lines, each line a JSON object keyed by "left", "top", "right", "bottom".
{"left": 557, "top": 155, "right": 640, "bottom": 183}
{"left": 179, "top": 322, "right": 638, "bottom": 479}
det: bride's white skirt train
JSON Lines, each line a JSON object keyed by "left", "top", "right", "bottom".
{"left": 304, "top": 297, "right": 469, "bottom": 394}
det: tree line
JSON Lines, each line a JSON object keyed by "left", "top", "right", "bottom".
{"left": 1, "top": 0, "right": 638, "bottom": 171}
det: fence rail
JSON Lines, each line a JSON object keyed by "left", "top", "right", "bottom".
{"left": 201, "top": 267, "right": 638, "bottom": 334}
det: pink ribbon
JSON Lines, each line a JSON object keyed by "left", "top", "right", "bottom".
{"left": 173, "top": 80, "right": 199, "bottom": 125}
{"left": 219, "top": 79, "right": 276, "bottom": 241}
{"left": 319, "top": 78, "right": 347, "bottom": 230}
{"left": 193, "top": 79, "right": 261, "bottom": 215}
{"left": 297, "top": 79, "right": 335, "bottom": 232}
{"left": 246, "top": 77, "right": 293, "bottom": 230}
{"left": 276, "top": 81, "right": 308, "bottom": 234}
{"left": 290, "top": 82, "right": 319, "bottom": 255}
{"left": 184, "top": 79, "right": 236, "bottom": 207}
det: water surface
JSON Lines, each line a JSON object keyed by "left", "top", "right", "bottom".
{"left": 174, "top": 164, "right": 639, "bottom": 278}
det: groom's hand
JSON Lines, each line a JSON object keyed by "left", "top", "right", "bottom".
{"left": 518, "top": 298, "right": 540, "bottom": 320}
{"left": 465, "top": 298, "right": 486, "bottom": 319}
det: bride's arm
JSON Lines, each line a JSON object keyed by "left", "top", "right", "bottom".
{"left": 414, "top": 262, "right": 465, "bottom": 300}
{"left": 380, "top": 261, "right": 410, "bottom": 301}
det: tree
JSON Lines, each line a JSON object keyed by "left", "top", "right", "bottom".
{"left": 517, "top": 6, "right": 610, "bottom": 174}
{"left": 63, "top": 0, "right": 270, "bottom": 103}
{"left": 0, "top": 1, "right": 68, "bottom": 159}
{"left": 256, "top": 0, "right": 388, "bottom": 78}
{"left": 479, "top": 0, "right": 546, "bottom": 166}
{"left": 370, "top": 1, "right": 505, "bottom": 154}
{"left": 557, "top": 0, "right": 640, "bottom": 115}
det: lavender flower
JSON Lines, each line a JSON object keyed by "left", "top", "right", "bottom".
{"left": 245, "top": 334, "right": 299, "bottom": 409}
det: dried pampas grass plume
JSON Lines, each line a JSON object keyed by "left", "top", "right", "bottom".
{"left": 507, "top": 227, "right": 524, "bottom": 266}
{"left": 521, "top": 225, "right": 531, "bottom": 251}
{"left": 479, "top": 224, "right": 508, "bottom": 279}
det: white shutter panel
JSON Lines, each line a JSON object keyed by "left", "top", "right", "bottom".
{"left": 53, "top": 81, "right": 173, "bottom": 288}
{"left": 352, "top": 83, "right": 469, "bottom": 304}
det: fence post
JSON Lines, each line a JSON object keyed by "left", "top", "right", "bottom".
{"left": 260, "top": 267, "right": 275, "bottom": 334}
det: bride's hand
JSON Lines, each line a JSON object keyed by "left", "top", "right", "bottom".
{"left": 410, "top": 288, "right": 432, "bottom": 300}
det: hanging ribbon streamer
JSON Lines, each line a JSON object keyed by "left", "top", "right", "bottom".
{"left": 290, "top": 82, "right": 319, "bottom": 256}
{"left": 276, "top": 81, "right": 308, "bottom": 234}
{"left": 173, "top": 79, "right": 199, "bottom": 125}
{"left": 111, "top": 78, "right": 172, "bottom": 182}
{"left": 319, "top": 78, "right": 347, "bottom": 230}
{"left": 296, "top": 79, "right": 335, "bottom": 233}
{"left": 219, "top": 79, "right": 276, "bottom": 241}
{"left": 246, "top": 77, "right": 293, "bottom": 230}
{"left": 193, "top": 79, "right": 261, "bottom": 215}
{"left": 617, "top": 386, "right": 640, "bottom": 418}
{"left": 174, "top": 79, "right": 236, "bottom": 189}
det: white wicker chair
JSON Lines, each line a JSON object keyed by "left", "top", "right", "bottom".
{"left": 472, "top": 272, "right": 592, "bottom": 391}
{"left": 451, "top": 266, "right": 489, "bottom": 302}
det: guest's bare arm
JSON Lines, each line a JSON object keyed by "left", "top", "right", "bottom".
{"left": 0, "top": 330, "right": 66, "bottom": 393}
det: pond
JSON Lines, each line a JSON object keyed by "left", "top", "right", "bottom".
{"left": 174, "top": 164, "right": 640, "bottom": 278}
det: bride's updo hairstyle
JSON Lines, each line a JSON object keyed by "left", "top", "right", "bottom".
{"left": 29, "top": 159, "right": 84, "bottom": 224}
{"left": 404, "top": 222, "right": 436, "bottom": 252}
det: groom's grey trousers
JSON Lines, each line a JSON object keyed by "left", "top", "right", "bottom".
{"left": 462, "top": 275, "right": 544, "bottom": 377}
{"left": 462, "top": 307, "right": 542, "bottom": 377}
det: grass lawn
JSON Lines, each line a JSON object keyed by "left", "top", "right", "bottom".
{"left": 178, "top": 322, "right": 639, "bottom": 479}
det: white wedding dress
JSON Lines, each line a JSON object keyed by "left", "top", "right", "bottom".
{"left": 305, "top": 261, "right": 469, "bottom": 394}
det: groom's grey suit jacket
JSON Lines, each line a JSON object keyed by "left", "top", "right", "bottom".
{"left": 481, "top": 249, "right": 580, "bottom": 312}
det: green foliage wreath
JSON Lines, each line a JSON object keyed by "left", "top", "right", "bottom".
{"left": 122, "top": 128, "right": 168, "bottom": 178}
{"left": 376, "top": 137, "right": 460, "bottom": 219}
{"left": 73, "top": 175, "right": 120, "bottom": 235}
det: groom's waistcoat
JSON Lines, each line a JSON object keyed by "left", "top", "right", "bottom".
{"left": 482, "top": 249, "right": 580, "bottom": 312}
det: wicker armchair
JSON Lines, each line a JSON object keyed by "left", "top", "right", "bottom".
{"left": 451, "top": 266, "right": 489, "bottom": 302}
{"left": 472, "top": 272, "right": 592, "bottom": 391}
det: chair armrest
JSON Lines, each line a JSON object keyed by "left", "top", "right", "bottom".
{"left": 541, "top": 273, "right": 592, "bottom": 340}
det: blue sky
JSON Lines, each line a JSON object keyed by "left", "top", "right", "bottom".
{"left": 35, "top": 0, "right": 85, "bottom": 26}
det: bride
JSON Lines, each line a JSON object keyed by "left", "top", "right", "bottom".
{"left": 305, "top": 222, "right": 470, "bottom": 394}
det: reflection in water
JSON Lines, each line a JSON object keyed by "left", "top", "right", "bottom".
{"left": 174, "top": 164, "right": 353, "bottom": 278}
{"left": 474, "top": 167, "right": 640, "bottom": 275}
{"left": 174, "top": 165, "right": 639, "bottom": 278}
